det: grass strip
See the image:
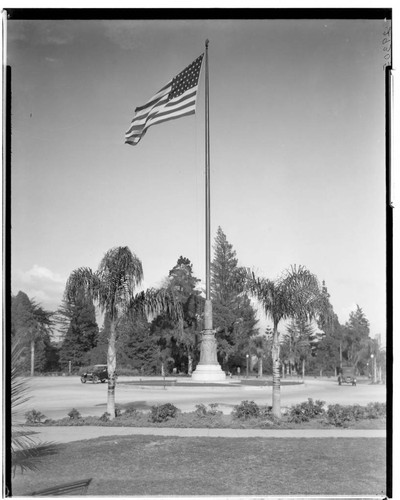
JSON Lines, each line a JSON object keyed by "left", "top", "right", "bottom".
{"left": 12, "top": 436, "right": 386, "bottom": 497}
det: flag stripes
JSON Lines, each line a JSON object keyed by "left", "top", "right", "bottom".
{"left": 125, "top": 54, "right": 204, "bottom": 146}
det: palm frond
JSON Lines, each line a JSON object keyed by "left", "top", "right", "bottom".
{"left": 11, "top": 339, "right": 63, "bottom": 477}
{"left": 11, "top": 343, "right": 31, "bottom": 418}
{"left": 65, "top": 267, "right": 99, "bottom": 304}
{"left": 129, "top": 288, "right": 183, "bottom": 323}
{"left": 96, "top": 247, "right": 143, "bottom": 315}
{"left": 278, "top": 265, "right": 322, "bottom": 321}
{"left": 12, "top": 442, "right": 63, "bottom": 477}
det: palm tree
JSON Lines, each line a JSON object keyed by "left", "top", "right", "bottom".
{"left": 284, "top": 318, "right": 316, "bottom": 379}
{"left": 65, "top": 246, "right": 181, "bottom": 419}
{"left": 246, "top": 265, "right": 327, "bottom": 418}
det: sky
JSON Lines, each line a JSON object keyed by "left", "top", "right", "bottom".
{"left": 7, "top": 13, "right": 390, "bottom": 341}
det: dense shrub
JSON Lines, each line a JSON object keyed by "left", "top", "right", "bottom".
{"left": 99, "top": 412, "right": 111, "bottom": 422}
{"left": 124, "top": 406, "right": 140, "bottom": 417}
{"left": 68, "top": 408, "right": 82, "bottom": 420}
{"left": 232, "top": 401, "right": 260, "bottom": 420}
{"left": 149, "top": 403, "right": 179, "bottom": 423}
{"left": 365, "top": 402, "right": 386, "bottom": 419}
{"left": 25, "top": 409, "right": 47, "bottom": 424}
{"left": 288, "top": 399, "right": 326, "bottom": 423}
{"left": 326, "top": 402, "right": 386, "bottom": 426}
{"left": 326, "top": 404, "right": 359, "bottom": 427}
{"left": 195, "top": 403, "right": 222, "bottom": 418}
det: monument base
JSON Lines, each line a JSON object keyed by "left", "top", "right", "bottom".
{"left": 191, "top": 364, "right": 226, "bottom": 381}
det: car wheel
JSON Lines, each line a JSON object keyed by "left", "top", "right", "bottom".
{"left": 81, "top": 376, "right": 86, "bottom": 384}
{"left": 101, "top": 379, "right": 106, "bottom": 383}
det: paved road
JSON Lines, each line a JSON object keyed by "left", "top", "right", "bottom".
{"left": 20, "top": 375, "right": 386, "bottom": 421}
{"left": 26, "top": 425, "right": 386, "bottom": 443}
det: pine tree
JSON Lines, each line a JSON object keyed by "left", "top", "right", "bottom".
{"left": 116, "top": 312, "right": 158, "bottom": 374}
{"left": 11, "top": 291, "right": 53, "bottom": 375}
{"left": 151, "top": 256, "right": 203, "bottom": 374}
{"left": 344, "top": 305, "right": 370, "bottom": 365}
{"left": 57, "top": 295, "right": 99, "bottom": 370}
{"left": 315, "top": 281, "right": 343, "bottom": 373}
{"left": 211, "top": 227, "right": 258, "bottom": 371}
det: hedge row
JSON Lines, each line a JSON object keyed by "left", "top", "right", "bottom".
{"left": 24, "top": 399, "right": 386, "bottom": 428}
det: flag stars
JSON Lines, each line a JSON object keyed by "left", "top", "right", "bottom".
{"left": 126, "top": 53, "right": 204, "bottom": 145}
{"left": 169, "top": 55, "right": 204, "bottom": 101}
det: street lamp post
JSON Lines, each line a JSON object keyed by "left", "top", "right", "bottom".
{"left": 370, "top": 354, "right": 376, "bottom": 383}
{"left": 246, "top": 354, "right": 249, "bottom": 379}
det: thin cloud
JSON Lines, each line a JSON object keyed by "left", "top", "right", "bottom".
{"left": 13, "top": 265, "right": 66, "bottom": 310}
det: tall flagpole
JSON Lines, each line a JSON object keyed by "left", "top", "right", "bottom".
{"left": 192, "top": 39, "right": 225, "bottom": 381}
{"left": 204, "top": 38, "right": 212, "bottom": 329}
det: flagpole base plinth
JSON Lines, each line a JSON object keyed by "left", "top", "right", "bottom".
{"left": 191, "top": 328, "right": 225, "bottom": 381}
{"left": 191, "top": 364, "right": 226, "bottom": 381}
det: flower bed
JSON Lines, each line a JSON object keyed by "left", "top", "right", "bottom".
{"left": 23, "top": 399, "right": 386, "bottom": 430}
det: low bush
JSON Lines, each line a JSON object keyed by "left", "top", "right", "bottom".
{"left": 326, "top": 404, "right": 361, "bottom": 427}
{"left": 232, "top": 401, "right": 260, "bottom": 420}
{"left": 99, "top": 412, "right": 111, "bottom": 422}
{"left": 124, "top": 406, "right": 140, "bottom": 417}
{"left": 25, "top": 409, "right": 47, "bottom": 424}
{"left": 288, "top": 399, "right": 326, "bottom": 423}
{"left": 149, "top": 403, "right": 179, "bottom": 423}
{"left": 326, "top": 402, "right": 386, "bottom": 427}
{"left": 68, "top": 408, "right": 82, "bottom": 420}
{"left": 195, "top": 403, "right": 223, "bottom": 418}
{"left": 365, "top": 402, "right": 386, "bottom": 419}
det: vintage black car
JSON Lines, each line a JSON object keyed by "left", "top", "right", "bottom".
{"left": 80, "top": 364, "right": 109, "bottom": 384}
{"left": 338, "top": 367, "right": 357, "bottom": 386}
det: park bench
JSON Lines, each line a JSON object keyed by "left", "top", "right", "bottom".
{"left": 30, "top": 478, "right": 92, "bottom": 496}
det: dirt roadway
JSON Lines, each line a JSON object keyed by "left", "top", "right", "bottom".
{"left": 19, "top": 376, "right": 387, "bottom": 421}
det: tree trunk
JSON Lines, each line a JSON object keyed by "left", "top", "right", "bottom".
{"left": 302, "top": 359, "right": 305, "bottom": 379}
{"left": 271, "top": 324, "right": 281, "bottom": 418}
{"left": 188, "top": 351, "right": 193, "bottom": 376}
{"left": 107, "top": 319, "right": 117, "bottom": 419}
{"left": 30, "top": 340, "right": 35, "bottom": 377}
{"left": 258, "top": 357, "right": 263, "bottom": 378}
{"left": 161, "top": 362, "right": 165, "bottom": 377}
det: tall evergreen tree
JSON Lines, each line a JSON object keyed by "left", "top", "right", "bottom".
{"left": 116, "top": 312, "right": 158, "bottom": 374}
{"left": 343, "top": 305, "right": 370, "bottom": 366}
{"left": 151, "top": 256, "right": 203, "bottom": 374}
{"left": 211, "top": 227, "right": 258, "bottom": 371}
{"left": 57, "top": 295, "right": 99, "bottom": 370}
{"left": 11, "top": 292, "right": 53, "bottom": 375}
{"left": 316, "top": 281, "right": 344, "bottom": 371}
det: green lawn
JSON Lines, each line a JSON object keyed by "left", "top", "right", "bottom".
{"left": 12, "top": 436, "right": 386, "bottom": 497}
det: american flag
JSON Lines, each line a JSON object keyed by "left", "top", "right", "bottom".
{"left": 125, "top": 54, "right": 204, "bottom": 146}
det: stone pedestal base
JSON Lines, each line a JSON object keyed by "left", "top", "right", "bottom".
{"left": 191, "top": 364, "right": 226, "bottom": 381}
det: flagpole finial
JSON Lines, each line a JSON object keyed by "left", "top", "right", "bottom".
{"left": 205, "top": 39, "right": 209, "bottom": 48}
